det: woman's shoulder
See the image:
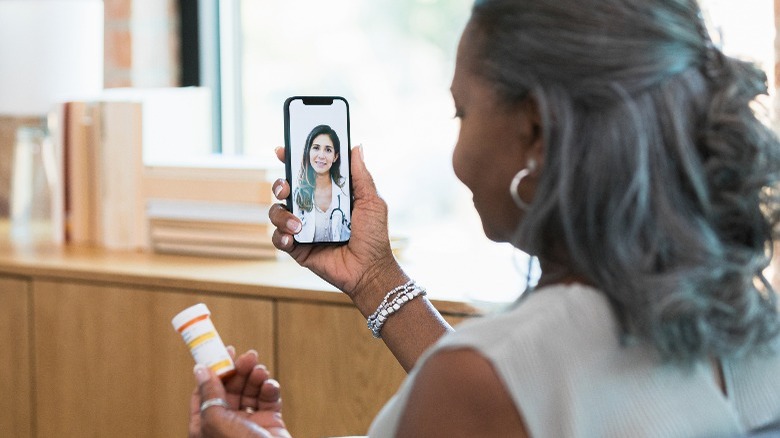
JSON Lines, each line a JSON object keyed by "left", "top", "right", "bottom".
{"left": 332, "top": 176, "right": 348, "bottom": 191}
{"left": 331, "top": 178, "right": 350, "bottom": 207}
{"left": 442, "top": 283, "right": 615, "bottom": 351}
{"left": 724, "top": 343, "right": 780, "bottom": 430}
{"left": 388, "top": 284, "right": 614, "bottom": 437}
{"left": 424, "top": 283, "right": 748, "bottom": 437}
{"left": 395, "top": 347, "right": 528, "bottom": 437}
{"left": 292, "top": 188, "right": 312, "bottom": 212}
{"left": 430, "top": 283, "right": 624, "bottom": 395}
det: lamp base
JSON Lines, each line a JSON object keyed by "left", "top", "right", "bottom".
{"left": 0, "top": 116, "right": 44, "bottom": 219}
{"left": 8, "top": 121, "right": 61, "bottom": 246}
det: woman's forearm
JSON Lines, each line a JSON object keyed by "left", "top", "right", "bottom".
{"left": 377, "top": 297, "right": 454, "bottom": 372}
{"left": 350, "top": 263, "right": 454, "bottom": 372}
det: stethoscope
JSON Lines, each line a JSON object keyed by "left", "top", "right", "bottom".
{"left": 329, "top": 194, "right": 351, "bottom": 231}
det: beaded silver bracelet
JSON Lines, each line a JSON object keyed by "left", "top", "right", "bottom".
{"left": 367, "top": 280, "right": 426, "bottom": 338}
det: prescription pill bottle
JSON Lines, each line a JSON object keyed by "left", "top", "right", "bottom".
{"left": 172, "top": 303, "right": 235, "bottom": 379}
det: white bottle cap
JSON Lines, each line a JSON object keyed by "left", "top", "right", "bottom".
{"left": 172, "top": 303, "right": 211, "bottom": 331}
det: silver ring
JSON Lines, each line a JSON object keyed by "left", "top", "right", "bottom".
{"left": 244, "top": 407, "right": 256, "bottom": 414}
{"left": 200, "top": 398, "right": 230, "bottom": 412}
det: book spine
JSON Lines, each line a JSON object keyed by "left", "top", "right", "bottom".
{"left": 65, "top": 101, "right": 101, "bottom": 245}
{"left": 99, "top": 101, "right": 146, "bottom": 250}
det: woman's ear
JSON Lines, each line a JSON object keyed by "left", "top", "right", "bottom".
{"left": 518, "top": 97, "right": 545, "bottom": 173}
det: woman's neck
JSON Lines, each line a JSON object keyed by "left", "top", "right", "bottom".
{"left": 313, "top": 173, "right": 333, "bottom": 212}
{"left": 315, "top": 172, "right": 332, "bottom": 188}
{"left": 534, "top": 257, "right": 592, "bottom": 290}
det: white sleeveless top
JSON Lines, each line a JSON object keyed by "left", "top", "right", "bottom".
{"left": 368, "top": 284, "right": 780, "bottom": 437}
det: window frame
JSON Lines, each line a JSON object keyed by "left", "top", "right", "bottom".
{"left": 179, "top": 0, "right": 244, "bottom": 155}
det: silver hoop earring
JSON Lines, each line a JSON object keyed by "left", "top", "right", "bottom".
{"left": 510, "top": 168, "right": 532, "bottom": 211}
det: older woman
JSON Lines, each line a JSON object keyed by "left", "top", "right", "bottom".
{"left": 189, "top": 0, "right": 780, "bottom": 436}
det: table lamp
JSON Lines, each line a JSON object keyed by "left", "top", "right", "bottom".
{"left": 0, "top": 0, "right": 103, "bottom": 115}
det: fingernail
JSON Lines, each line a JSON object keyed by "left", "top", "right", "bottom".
{"left": 273, "top": 184, "right": 283, "bottom": 198}
{"left": 355, "top": 144, "right": 364, "bottom": 160}
{"left": 287, "top": 219, "right": 301, "bottom": 233}
{"left": 248, "top": 349, "right": 259, "bottom": 359}
{"left": 227, "top": 345, "right": 236, "bottom": 356}
{"left": 194, "top": 364, "right": 209, "bottom": 384}
{"left": 281, "top": 235, "right": 290, "bottom": 247}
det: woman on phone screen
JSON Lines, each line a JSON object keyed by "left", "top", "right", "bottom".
{"left": 293, "top": 124, "right": 351, "bottom": 243}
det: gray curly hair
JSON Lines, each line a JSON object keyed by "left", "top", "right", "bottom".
{"left": 470, "top": 0, "right": 780, "bottom": 363}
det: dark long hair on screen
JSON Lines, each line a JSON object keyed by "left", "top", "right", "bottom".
{"left": 295, "top": 124, "right": 345, "bottom": 213}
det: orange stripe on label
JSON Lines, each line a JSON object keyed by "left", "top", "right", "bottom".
{"left": 210, "top": 359, "right": 233, "bottom": 373}
{"left": 177, "top": 314, "right": 210, "bottom": 333}
{"left": 186, "top": 331, "right": 216, "bottom": 349}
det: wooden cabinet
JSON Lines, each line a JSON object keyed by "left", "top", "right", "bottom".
{"left": 278, "top": 302, "right": 468, "bottom": 438}
{"left": 278, "top": 301, "right": 407, "bottom": 438}
{"left": 32, "top": 279, "right": 274, "bottom": 437}
{"left": 0, "top": 247, "right": 479, "bottom": 438}
{"left": 0, "top": 276, "right": 32, "bottom": 438}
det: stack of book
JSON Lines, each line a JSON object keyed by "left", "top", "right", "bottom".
{"left": 147, "top": 199, "right": 277, "bottom": 259}
{"left": 143, "top": 160, "right": 278, "bottom": 260}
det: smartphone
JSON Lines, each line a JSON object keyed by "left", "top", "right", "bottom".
{"left": 284, "top": 96, "right": 352, "bottom": 244}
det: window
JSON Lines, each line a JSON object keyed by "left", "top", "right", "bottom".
{"left": 188, "top": 0, "right": 777, "bottom": 303}
{"left": 702, "top": 0, "right": 775, "bottom": 73}
{"left": 701, "top": 0, "right": 775, "bottom": 112}
{"left": 186, "top": 0, "right": 529, "bottom": 303}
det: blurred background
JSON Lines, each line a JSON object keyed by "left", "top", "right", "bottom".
{"left": 0, "top": 0, "right": 776, "bottom": 299}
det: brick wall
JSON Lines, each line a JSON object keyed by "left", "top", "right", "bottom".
{"left": 0, "top": 0, "right": 180, "bottom": 218}
{"left": 104, "top": 0, "right": 179, "bottom": 88}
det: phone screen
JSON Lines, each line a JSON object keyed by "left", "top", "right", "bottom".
{"left": 284, "top": 96, "right": 352, "bottom": 244}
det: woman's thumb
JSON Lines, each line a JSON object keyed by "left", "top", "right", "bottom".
{"left": 351, "top": 145, "right": 378, "bottom": 200}
{"left": 194, "top": 364, "right": 228, "bottom": 408}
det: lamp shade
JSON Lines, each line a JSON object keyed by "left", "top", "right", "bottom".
{"left": 0, "top": 0, "right": 103, "bottom": 116}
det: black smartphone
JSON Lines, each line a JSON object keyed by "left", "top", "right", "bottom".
{"left": 284, "top": 96, "right": 352, "bottom": 244}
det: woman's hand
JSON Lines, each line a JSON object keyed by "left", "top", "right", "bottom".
{"left": 269, "top": 145, "right": 407, "bottom": 306}
{"left": 271, "top": 146, "right": 453, "bottom": 371}
{"left": 189, "top": 349, "right": 291, "bottom": 438}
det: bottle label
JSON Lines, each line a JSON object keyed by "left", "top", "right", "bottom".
{"left": 179, "top": 316, "right": 235, "bottom": 376}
